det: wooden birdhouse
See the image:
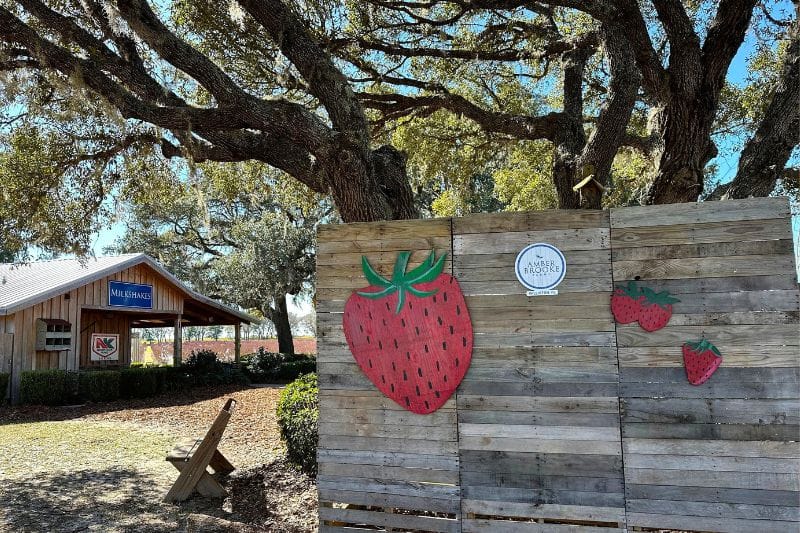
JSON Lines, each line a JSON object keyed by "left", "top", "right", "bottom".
{"left": 573, "top": 174, "right": 605, "bottom": 207}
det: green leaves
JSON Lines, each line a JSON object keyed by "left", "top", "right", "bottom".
{"left": 686, "top": 339, "right": 722, "bottom": 357}
{"left": 357, "top": 250, "right": 447, "bottom": 314}
{"left": 641, "top": 286, "right": 681, "bottom": 308}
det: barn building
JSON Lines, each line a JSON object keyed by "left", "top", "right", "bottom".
{"left": 0, "top": 254, "right": 254, "bottom": 403}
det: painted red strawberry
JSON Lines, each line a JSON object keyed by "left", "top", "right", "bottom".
{"left": 342, "top": 250, "right": 473, "bottom": 415}
{"left": 637, "top": 286, "right": 680, "bottom": 332}
{"left": 610, "top": 281, "right": 644, "bottom": 324}
{"left": 683, "top": 339, "right": 723, "bottom": 385}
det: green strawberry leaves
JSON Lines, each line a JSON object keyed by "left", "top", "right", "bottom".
{"left": 357, "top": 250, "right": 447, "bottom": 314}
{"left": 616, "top": 280, "right": 642, "bottom": 298}
{"left": 640, "top": 286, "right": 680, "bottom": 309}
{"left": 685, "top": 338, "right": 722, "bottom": 357}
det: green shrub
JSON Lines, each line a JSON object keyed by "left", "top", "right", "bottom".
{"left": 79, "top": 371, "right": 120, "bottom": 402}
{"left": 0, "top": 372, "right": 9, "bottom": 404}
{"left": 184, "top": 349, "right": 223, "bottom": 375}
{"left": 244, "top": 348, "right": 316, "bottom": 383}
{"left": 120, "top": 366, "right": 167, "bottom": 399}
{"left": 20, "top": 370, "right": 74, "bottom": 405}
{"left": 277, "top": 358, "right": 317, "bottom": 380}
{"left": 276, "top": 373, "right": 318, "bottom": 476}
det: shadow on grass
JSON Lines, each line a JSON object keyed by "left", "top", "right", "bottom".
{"left": 0, "top": 466, "right": 184, "bottom": 533}
{"left": 0, "top": 384, "right": 253, "bottom": 426}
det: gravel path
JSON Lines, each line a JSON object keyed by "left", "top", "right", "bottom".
{"left": 0, "top": 386, "right": 317, "bottom": 532}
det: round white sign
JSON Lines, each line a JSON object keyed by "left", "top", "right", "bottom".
{"left": 515, "top": 243, "right": 567, "bottom": 293}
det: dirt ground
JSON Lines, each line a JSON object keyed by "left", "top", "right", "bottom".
{"left": 0, "top": 386, "right": 317, "bottom": 532}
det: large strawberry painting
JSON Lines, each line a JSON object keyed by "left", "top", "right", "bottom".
{"left": 342, "top": 250, "right": 473, "bottom": 414}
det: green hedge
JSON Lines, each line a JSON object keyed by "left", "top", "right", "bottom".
{"left": 120, "top": 366, "right": 168, "bottom": 399}
{"left": 276, "top": 373, "right": 318, "bottom": 476}
{"left": 79, "top": 371, "right": 121, "bottom": 402}
{"left": 20, "top": 370, "right": 75, "bottom": 405}
{"left": 0, "top": 372, "right": 9, "bottom": 404}
{"left": 242, "top": 349, "right": 316, "bottom": 383}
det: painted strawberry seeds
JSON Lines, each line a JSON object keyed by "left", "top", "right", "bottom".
{"left": 342, "top": 250, "right": 473, "bottom": 414}
{"left": 683, "top": 339, "right": 723, "bottom": 385}
{"left": 638, "top": 286, "right": 679, "bottom": 332}
{"left": 610, "top": 281, "right": 679, "bottom": 332}
{"left": 610, "top": 281, "right": 644, "bottom": 324}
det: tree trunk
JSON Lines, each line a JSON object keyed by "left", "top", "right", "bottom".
{"left": 329, "top": 145, "right": 418, "bottom": 223}
{"left": 271, "top": 294, "right": 294, "bottom": 356}
{"left": 718, "top": 19, "right": 799, "bottom": 199}
{"left": 645, "top": 99, "right": 718, "bottom": 204}
{"left": 552, "top": 49, "right": 589, "bottom": 209}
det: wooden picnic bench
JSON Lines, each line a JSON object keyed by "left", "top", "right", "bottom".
{"left": 164, "top": 398, "right": 236, "bottom": 502}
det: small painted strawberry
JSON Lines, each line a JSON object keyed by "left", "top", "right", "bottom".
{"left": 610, "top": 280, "right": 644, "bottom": 324}
{"left": 683, "top": 339, "right": 723, "bottom": 385}
{"left": 342, "top": 250, "right": 473, "bottom": 415}
{"left": 637, "top": 287, "right": 680, "bottom": 332}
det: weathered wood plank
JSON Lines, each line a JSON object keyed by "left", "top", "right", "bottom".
{"left": 461, "top": 499, "right": 625, "bottom": 522}
{"left": 611, "top": 238, "right": 795, "bottom": 261}
{"left": 318, "top": 488, "right": 459, "bottom": 514}
{"left": 627, "top": 498, "right": 799, "bottom": 521}
{"left": 317, "top": 449, "right": 458, "bottom": 471}
{"left": 459, "top": 410, "right": 620, "bottom": 427}
{"left": 613, "top": 254, "right": 796, "bottom": 281}
{"left": 462, "top": 519, "right": 623, "bottom": 533}
{"left": 318, "top": 218, "right": 451, "bottom": 242}
{"left": 622, "top": 422, "right": 799, "bottom": 441}
{"left": 454, "top": 209, "right": 607, "bottom": 233}
{"left": 460, "top": 451, "right": 622, "bottom": 478}
{"left": 616, "top": 324, "right": 799, "bottom": 348}
{"left": 618, "top": 345, "right": 800, "bottom": 367}
{"left": 455, "top": 228, "right": 610, "bottom": 254}
{"left": 610, "top": 197, "right": 789, "bottom": 228}
{"left": 621, "top": 398, "right": 800, "bottom": 425}
{"left": 611, "top": 217, "right": 792, "bottom": 248}
{"left": 624, "top": 453, "right": 800, "bottom": 474}
{"left": 458, "top": 395, "right": 620, "bottom": 413}
{"left": 461, "top": 485, "right": 626, "bottom": 507}
{"left": 625, "top": 512, "right": 799, "bottom": 533}
{"left": 318, "top": 461, "right": 459, "bottom": 485}
{"left": 625, "top": 468, "right": 799, "bottom": 490}
{"left": 459, "top": 423, "right": 621, "bottom": 441}
{"left": 319, "top": 507, "right": 459, "bottom": 533}
{"left": 623, "top": 438, "right": 800, "bottom": 458}
{"left": 625, "top": 484, "right": 800, "bottom": 506}
{"left": 459, "top": 436, "right": 621, "bottom": 455}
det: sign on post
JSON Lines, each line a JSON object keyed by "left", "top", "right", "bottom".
{"left": 91, "top": 333, "right": 119, "bottom": 361}
{"left": 109, "top": 280, "right": 153, "bottom": 309}
{"left": 515, "top": 242, "right": 567, "bottom": 296}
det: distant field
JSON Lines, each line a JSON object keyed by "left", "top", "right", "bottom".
{"left": 134, "top": 338, "right": 317, "bottom": 363}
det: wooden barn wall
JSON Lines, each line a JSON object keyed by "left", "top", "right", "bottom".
{"left": 12, "top": 263, "right": 185, "bottom": 375}
{"left": 610, "top": 198, "right": 800, "bottom": 532}
{"left": 315, "top": 197, "right": 799, "bottom": 533}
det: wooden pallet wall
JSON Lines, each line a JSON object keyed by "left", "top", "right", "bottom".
{"left": 451, "top": 210, "right": 626, "bottom": 532}
{"left": 610, "top": 198, "right": 800, "bottom": 533}
{"left": 316, "top": 197, "right": 799, "bottom": 533}
{"left": 316, "top": 219, "right": 461, "bottom": 533}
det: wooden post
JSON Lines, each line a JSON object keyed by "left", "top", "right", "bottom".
{"left": 173, "top": 315, "right": 182, "bottom": 367}
{"left": 234, "top": 322, "right": 241, "bottom": 364}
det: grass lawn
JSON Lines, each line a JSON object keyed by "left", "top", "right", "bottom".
{"left": 0, "top": 421, "right": 178, "bottom": 532}
{"left": 0, "top": 385, "right": 314, "bottom": 532}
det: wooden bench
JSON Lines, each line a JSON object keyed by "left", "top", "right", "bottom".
{"left": 164, "top": 398, "right": 236, "bottom": 502}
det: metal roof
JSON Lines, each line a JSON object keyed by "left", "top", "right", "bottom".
{"left": 0, "top": 253, "right": 255, "bottom": 323}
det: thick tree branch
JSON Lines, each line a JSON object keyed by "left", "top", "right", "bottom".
{"left": 236, "top": 0, "right": 369, "bottom": 143}
{"left": 360, "top": 92, "right": 562, "bottom": 141}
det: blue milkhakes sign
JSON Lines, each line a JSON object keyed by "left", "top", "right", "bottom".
{"left": 108, "top": 280, "right": 153, "bottom": 309}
